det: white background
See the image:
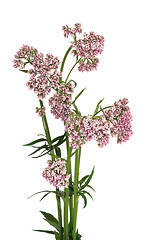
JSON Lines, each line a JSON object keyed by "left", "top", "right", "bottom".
{"left": 0, "top": 0, "right": 160, "bottom": 239}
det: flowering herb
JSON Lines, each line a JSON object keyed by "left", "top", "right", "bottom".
{"left": 13, "top": 23, "right": 133, "bottom": 240}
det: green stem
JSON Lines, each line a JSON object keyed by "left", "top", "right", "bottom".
{"left": 65, "top": 59, "right": 81, "bottom": 83}
{"left": 39, "top": 100, "right": 63, "bottom": 240}
{"left": 73, "top": 147, "right": 81, "bottom": 240}
{"left": 64, "top": 137, "right": 73, "bottom": 239}
{"left": 59, "top": 45, "right": 72, "bottom": 83}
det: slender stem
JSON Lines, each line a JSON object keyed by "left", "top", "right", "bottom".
{"left": 65, "top": 59, "right": 81, "bottom": 83}
{"left": 39, "top": 100, "right": 63, "bottom": 240}
{"left": 66, "top": 138, "right": 73, "bottom": 237}
{"left": 59, "top": 45, "right": 72, "bottom": 83}
{"left": 73, "top": 147, "right": 81, "bottom": 240}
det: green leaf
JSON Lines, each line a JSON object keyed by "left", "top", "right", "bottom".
{"left": 51, "top": 134, "right": 65, "bottom": 144}
{"left": 72, "top": 88, "right": 86, "bottom": 105}
{"left": 78, "top": 192, "right": 87, "bottom": 208}
{"left": 82, "top": 190, "right": 94, "bottom": 200}
{"left": 19, "top": 69, "right": 28, "bottom": 73}
{"left": 79, "top": 175, "right": 89, "bottom": 186}
{"left": 80, "top": 166, "right": 95, "bottom": 191}
{"left": 23, "top": 138, "right": 46, "bottom": 146}
{"left": 40, "top": 211, "right": 58, "bottom": 224}
{"left": 40, "top": 211, "right": 59, "bottom": 232}
{"left": 93, "top": 98, "right": 104, "bottom": 117}
{"left": 86, "top": 185, "right": 96, "bottom": 192}
{"left": 44, "top": 218, "right": 59, "bottom": 232}
{"left": 55, "top": 146, "right": 61, "bottom": 157}
{"left": 73, "top": 103, "right": 81, "bottom": 115}
{"left": 31, "top": 149, "right": 50, "bottom": 158}
{"left": 76, "top": 230, "right": 82, "bottom": 240}
{"left": 55, "top": 232, "right": 60, "bottom": 240}
{"left": 54, "top": 137, "right": 67, "bottom": 147}
{"left": 27, "top": 190, "right": 64, "bottom": 199}
{"left": 33, "top": 229, "right": 56, "bottom": 235}
{"left": 39, "top": 192, "right": 50, "bottom": 201}
{"left": 28, "top": 144, "right": 48, "bottom": 156}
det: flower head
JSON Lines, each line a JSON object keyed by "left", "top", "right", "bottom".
{"left": 49, "top": 82, "right": 74, "bottom": 122}
{"left": 104, "top": 98, "right": 133, "bottom": 143}
{"left": 13, "top": 45, "right": 61, "bottom": 99}
{"left": 42, "top": 158, "right": 70, "bottom": 189}
{"left": 62, "top": 23, "right": 82, "bottom": 38}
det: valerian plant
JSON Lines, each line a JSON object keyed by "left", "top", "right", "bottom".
{"left": 13, "top": 23, "right": 133, "bottom": 240}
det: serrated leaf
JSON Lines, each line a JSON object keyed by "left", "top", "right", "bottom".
{"left": 72, "top": 88, "right": 86, "bottom": 105}
{"left": 93, "top": 98, "right": 104, "bottom": 117}
{"left": 23, "top": 138, "right": 46, "bottom": 146}
{"left": 78, "top": 192, "right": 87, "bottom": 208}
{"left": 80, "top": 166, "right": 95, "bottom": 191}
{"left": 33, "top": 229, "right": 56, "bottom": 235}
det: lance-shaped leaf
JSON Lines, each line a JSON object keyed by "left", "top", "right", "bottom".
{"left": 93, "top": 98, "right": 104, "bottom": 117}
{"left": 27, "top": 190, "right": 64, "bottom": 200}
{"left": 72, "top": 88, "right": 86, "bottom": 105}
{"left": 28, "top": 144, "right": 49, "bottom": 157}
{"left": 79, "top": 166, "right": 95, "bottom": 191}
{"left": 54, "top": 146, "right": 61, "bottom": 157}
{"left": 40, "top": 211, "right": 59, "bottom": 232}
{"left": 72, "top": 103, "right": 81, "bottom": 115}
{"left": 39, "top": 192, "right": 50, "bottom": 202}
{"left": 78, "top": 192, "right": 87, "bottom": 208}
{"left": 33, "top": 229, "right": 57, "bottom": 235}
{"left": 78, "top": 175, "right": 89, "bottom": 186}
{"left": 19, "top": 69, "right": 28, "bottom": 73}
{"left": 51, "top": 134, "right": 65, "bottom": 144}
{"left": 81, "top": 190, "right": 94, "bottom": 200}
{"left": 31, "top": 149, "right": 50, "bottom": 158}
{"left": 23, "top": 138, "right": 46, "bottom": 146}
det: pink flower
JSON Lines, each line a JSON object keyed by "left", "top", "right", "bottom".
{"left": 104, "top": 98, "right": 133, "bottom": 143}
{"left": 49, "top": 82, "right": 74, "bottom": 122}
{"left": 42, "top": 159, "right": 70, "bottom": 189}
{"left": 62, "top": 23, "right": 82, "bottom": 38}
{"left": 72, "top": 31, "right": 105, "bottom": 72}
{"left": 13, "top": 45, "right": 61, "bottom": 99}
{"left": 35, "top": 106, "right": 45, "bottom": 117}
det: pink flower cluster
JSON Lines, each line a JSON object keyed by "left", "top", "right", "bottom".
{"left": 62, "top": 23, "right": 82, "bottom": 38}
{"left": 42, "top": 158, "right": 70, "bottom": 189}
{"left": 35, "top": 106, "right": 45, "bottom": 117}
{"left": 13, "top": 45, "right": 61, "bottom": 99}
{"left": 72, "top": 31, "right": 105, "bottom": 72}
{"left": 104, "top": 98, "right": 133, "bottom": 143}
{"left": 64, "top": 98, "right": 133, "bottom": 149}
{"left": 49, "top": 82, "right": 74, "bottom": 122}
{"left": 65, "top": 114, "right": 110, "bottom": 149}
